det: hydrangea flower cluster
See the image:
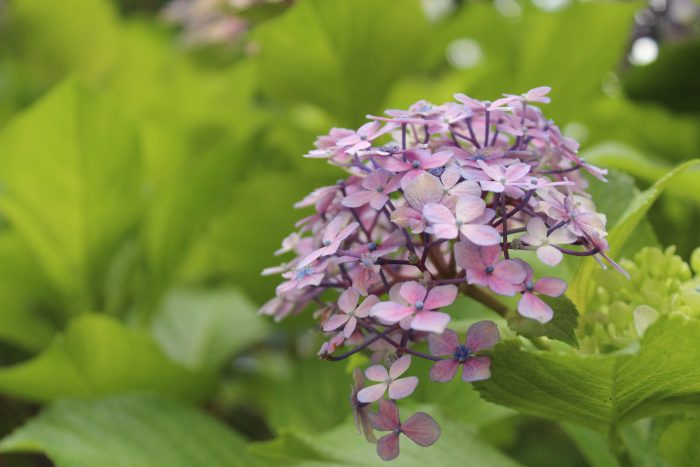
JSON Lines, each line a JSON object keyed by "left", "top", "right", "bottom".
{"left": 261, "top": 87, "right": 618, "bottom": 460}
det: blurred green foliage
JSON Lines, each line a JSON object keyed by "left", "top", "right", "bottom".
{"left": 0, "top": 0, "right": 698, "bottom": 465}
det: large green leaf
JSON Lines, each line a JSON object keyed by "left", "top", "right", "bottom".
{"left": 0, "top": 315, "right": 214, "bottom": 402}
{"left": 474, "top": 313, "right": 700, "bottom": 432}
{"left": 253, "top": 0, "right": 429, "bottom": 126}
{"left": 251, "top": 409, "right": 521, "bottom": 466}
{"left": 657, "top": 416, "right": 700, "bottom": 466}
{"left": 0, "top": 394, "right": 259, "bottom": 467}
{"left": 568, "top": 159, "right": 700, "bottom": 312}
{"left": 0, "top": 79, "right": 142, "bottom": 312}
{"left": 151, "top": 287, "right": 268, "bottom": 370}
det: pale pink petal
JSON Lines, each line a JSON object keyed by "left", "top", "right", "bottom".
{"left": 401, "top": 412, "right": 441, "bottom": 446}
{"left": 440, "top": 164, "right": 461, "bottom": 189}
{"left": 537, "top": 245, "right": 563, "bottom": 266}
{"left": 369, "top": 192, "right": 389, "bottom": 210}
{"left": 389, "top": 355, "right": 412, "bottom": 379}
{"left": 388, "top": 283, "right": 404, "bottom": 304}
{"left": 428, "top": 329, "right": 460, "bottom": 356}
{"left": 388, "top": 376, "right": 418, "bottom": 400}
{"left": 338, "top": 288, "right": 360, "bottom": 313}
{"left": 423, "top": 203, "right": 455, "bottom": 225}
{"left": 525, "top": 86, "right": 551, "bottom": 100}
{"left": 493, "top": 259, "right": 527, "bottom": 283}
{"left": 403, "top": 172, "right": 443, "bottom": 210}
{"left": 455, "top": 196, "right": 486, "bottom": 223}
{"left": 378, "top": 157, "right": 411, "bottom": 172}
{"left": 322, "top": 215, "right": 345, "bottom": 241}
{"left": 400, "top": 281, "right": 428, "bottom": 304}
{"left": 454, "top": 240, "right": 483, "bottom": 269}
{"left": 358, "top": 383, "right": 388, "bottom": 403}
{"left": 480, "top": 180, "right": 505, "bottom": 193}
{"left": 344, "top": 316, "right": 358, "bottom": 338}
{"left": 487, "top": 276, "right": 518, "bottom": 296}
{"left": 534, "top": 277, "right": 567, "bottom": 297}
{"left": 479, "top": 244, "right": 502, "bottom": 266}
{"left": 462, "top": 356, "right": 492, "bottom": 382}
{"left": 419, "top": 150, "right": 453, "bottom": 169}
{"left": 466, "top": 321, "right": 500, "bottom": 352}
{"left": 322, "top": 314, "right": 349, "bottom": 332}
{"left": 477, "top": 160, "right": 504, "bottom": 180}
{"left": 341, "top": 190, "right": 375, "bottom": 208}
{"left": 355, "top": 295, "right": 379, "bottom": 318}
{"left": 371, "top": 399, "right": 400, "bottom": 431}
{"left": 429, "top": 359, "right": 459, "bottom": 382}
{"left": 466, "top": 268, "right": 489, "bottom": 288}
{"left": 424, "top": 285, "right": 458, "bottom": 310}
{"left": 362, "top": 170, "right": 390, "bottom": 190}
{"left": 428, "top": 223, "right": 459, "bottom": 239}
{"left": 410, "top": 311, "right": 451, "bottom": 334}
{"left": 371, "top": 302, "right": 414, "bottom": 323}
{"left": 461, "top": 224, "right": 501, "bottom": 246}
{"left": 376, "top": 434, "right": 400, "bottom": 461}
{"left": 505, "top": 163, "right": 530, "bottom": 182}
{"left": 450, "top": 180, "right": 481, "bottom": 198}
{"left": 365, "top": 365, "right": 389, "bottom": 382}
{"left": 518, "top": 292, "right": 554, "bottom": 323}
{"left": 548, "top": 227, "right": 577, "bottom": 245}
{"left": 526, "top": 217, "right": 547, "bottom": 240}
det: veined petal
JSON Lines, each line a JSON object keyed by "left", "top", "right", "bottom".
{"left": 461, "top": 356, "right": 492, "bottom": 382}
{"left": 365, "top": 364, "right": 389, "bottom": 382}
{"left": 423, "top": 202, "right": 455, "bottom": 225}
{"left": 461, "top": 224, "right": 501, "bottom": 246}
{"left": 371, "top": 302, "right": 414, "bottom": 323}
{"left": 355, "top": 295, "right": 379, "bottom": 318}
{"left": 428, "top": 223, "right": 459, "bottom": 240}
{"left": 428, "top": 329, "right": 460, "bottom": 356}
{"left": 401, "top": 412, "right": 441, "bottom": 447}
{"left": 342, "top": 190, "right": 375, "bottom": 208}
{"left": 429, "top": 359, "right": 459, "bottom": 382}
{"left": 338, "top": 288, "right": 360, "bottom": 313}
{"left": 536, "top": 245, "right": 563, "bottom": 266}
{"left": 455, "top": 196, "right": 485, "bottom": 223}
{"left": 322, "top": 314, "right": 350, "bottom": 332}
{"left": 388, "top": 376, "right": 418, "bottom": 400}
{"left": 370, "top": 399, "right": 400, "bottom": 431}
{"left": 376, "top": 433, "right": 400, "bottom": 461}
{"left": 493, "top": 259, "right": 527, "bottom": 284}
{"left": 466, "top": 320, "right": 500, "bottom": 352}
{"left": 403, "top": 172, "right": 443, "bottom": 209}
{"left": 526, "top": 217, "right": 547, "bottom": 240}
{"left": 400, "top": 281, "right": 428, "bottom": 304}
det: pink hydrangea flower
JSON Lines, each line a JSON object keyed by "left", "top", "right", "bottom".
{"left": 341, "top": 170, "right": 402, "bottom": 210}
{"left": 337, "top": 121, "right": 393, "bottom": 154}
{"left": 423, "top": 197, "right": 500, "bottom": 245}
{"left": 378, "top": 148, "right": 453, "bottom": 174}
{"left": 516, "top": 265, "right": 568, "bottom": 323}
{"left": 455, "top": 242, "right": 527, "bottom": 296}
{"left": 474, "top": 160, "right": 531, "bottom": 197}
{"left": 370, "top": 400, "right": 441, "bottom": 461}
{"left": 371, "top": 282, "right": 457, "bottom": 333}
{"left": 428, "top": 321, "right": 500, "bottom": 382}
{"left": 323, "top": 289, "right": 379, "bottom": 338}
{"left": 297, "top": 216, "right": 359, "bottom": 268}
{"left": 521, "top": 217, "right": 577, "bottom": 266}
{"left": 357, "top": 355, "right": 419, "bottom": 403}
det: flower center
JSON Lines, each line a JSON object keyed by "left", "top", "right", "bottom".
{"left": 454, "top": 345, "right": 471, "bottom": 363}
{"left": 412, "top": 160, "right": 421, "bottom": 169}
{"left": 295, "top": 267, "right": 313, "bottom": 279}
{"left": 499, "top": 177, "right": 507, "bottom": 184}
{"left": 485, "top": 265, "right": 494, "bottom": 274}
{"left": 360, "top": 134, "right": 368, "bottom": 141}
{"left": 323, "top": 239, "right": 332, "bottom": 246}
{"left": 367, "top": 242, "right": 377, "bottom": 252}
{"left": 415, "top": 300, "right": 425, "bottom": 311}
{"left": 455, "top": 219, "right": 464, "bottom": 227}
{"left": 525, "top": 280, "right": 534, "bottom": 292}
{"left": 376, "top": 186, "right": 384, "bottom": 193}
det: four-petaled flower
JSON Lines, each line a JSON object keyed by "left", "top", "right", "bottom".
{"left": 297, "top": 216, "right": 359, "bottom": 268}
{"left": 475, "top": 160, "right": 531, "bottom": 197}
{"left": 370, "top": 399, "right": 441, "bottom": 461}
{"left": 516, "top": 264, "right": 567, "bottom": 323}
{"left": 521, "top": 217, "right": 577, "bottom": 266}
{"left": 455, "top": 241, "right": 527, "bottom": 296}
{"left": 337, "top": 121, "right": 393, "bottom": 154}
{"left": 323, "top": 288, "right": 379, "bottom": 338}
{"left": 428, "top": 321, "right": 500, "bottom": 382}
{"left": 342, "top": 170, "right": 401, "bottom": 210}
{"left": 423, "top": 197, "right": 500, "bottom": 245}
{"left": 371, "top": 282, "right": 457, "bottom": 333}
{"left": 357, "top": 355, "right": 419, "bottom": 403}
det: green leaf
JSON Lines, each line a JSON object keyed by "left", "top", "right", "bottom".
{"left": 0, "top": 394, "right": 259, "bottom": 467}
{"left": 151, "top": 287, "right": 268, "bottom": 370}
{"left": 474, "top": 313, "right": 700, "bottom": 432}
{"left": 0, "top": 78, "right": 142, "bottom": 312}
{"left": 251, "top": 409, "right": 522, "bottom": 466}
{"left": 561, "top": 424, "right": 618, "bottom": 467}
{"left": 568, "top": 159, "right": 700, "bottom": 312}
{"left": 0, "top": 314, "right": 214, "bottom": 402}
{"left": 253, "top": 0, "right": 429, "bottom": 125}
{"left": 657, "top": 416, "right": 700, "bottom": 466}
{"left": 508, "top": 296, "right": 579, "bottom": 347}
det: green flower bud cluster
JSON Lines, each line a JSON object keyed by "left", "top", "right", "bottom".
{"left": 578, "top": 246, "right": 700, "bottom": 353}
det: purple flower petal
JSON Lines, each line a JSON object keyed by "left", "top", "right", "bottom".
{"left": 401, "top": 412, "right": 441, "bottom": 446}
{"left": 377, "top": 433, "right": 400, "bottom": 461}
{"left": 338, "top": 288, "right": 360, "bottom": 313}
{"left": 534, "top": 277, "right": 567, "bottom": 297}
{"left": 389, "top": 355, "right": 412, "bottom": 379}
{"left": 428, "top": 329, "right": 460, "bottom": 356}
{"left": 399, "top": 281, "right": 428, "bottom": 304}
{"left": 461, "top": 356, "right": 492, "bottom": 382}
{"left": 424, "top": 285, "right": 458, "bottom": 310}
{"left": 365, "top": 365, "right": 389, "bottom": 382}
{"left": 371, "top": 302, "right": 414, "bottom": 323}
{"left": 410, "top": 311, "right": 451, "bottom": 334}
{"left": 322, "top": 314, "right": 349, "bottom": 332}
{"left": 370, "top": 399, "right": 400, "bottom": 431}
{"left": 536, "top": 245, "right": 563, "bottom": 266}
{"left": 460, "top": 224, "right": 501, "bottom": 246}
{"left": 358, "top": 382, "right": 388, "bottom": 403}
{"left": 466, "top": 320, "right": 500, "bottom": 352}
{"left": 429, "top": 359, "right": 459, "bottom": 382}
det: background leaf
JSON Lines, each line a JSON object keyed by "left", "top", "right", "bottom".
{"left": 0, "top": 394, "right": 259, "bottom": 467}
